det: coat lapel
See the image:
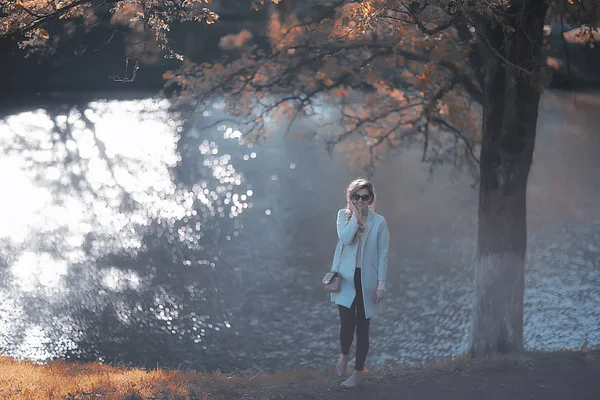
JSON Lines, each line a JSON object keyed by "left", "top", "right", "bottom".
{"left": 363, "top": 209, "right": 376, "bottom": 244}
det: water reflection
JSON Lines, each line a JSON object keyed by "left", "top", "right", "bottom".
{"left": 0, "top": 98, "right": 252, "bottom": 369}
{"left": 0, "top": 91, "right": 599, "bottom": 373}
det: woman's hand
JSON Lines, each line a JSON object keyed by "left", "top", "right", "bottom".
{"left": 374, "top": 289, "right": 385, "bottom": 303}
{"left": 348, "top": 202, "right": 359, "bottom": 219}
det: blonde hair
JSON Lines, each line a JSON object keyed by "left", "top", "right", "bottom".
{"left": 344, "top": 178, "right": 376, "bottom": 239}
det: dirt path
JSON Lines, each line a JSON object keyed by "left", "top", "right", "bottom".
{"left": 246, "top": 351, "right": 600, "bottom": 400}
{"left": 330, "top": 351, "right": 600, "bottom": 400}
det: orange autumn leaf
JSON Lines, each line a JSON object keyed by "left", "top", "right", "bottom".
{"left": 335, "top": 89, "right": 350, "bottom": 98}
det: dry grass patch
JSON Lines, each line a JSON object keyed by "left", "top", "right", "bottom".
{"left": 0, "top": 356, "right": 339, "bottom": 400}
{"left": 0, "top": 356, "right": 209, "bottom": 399}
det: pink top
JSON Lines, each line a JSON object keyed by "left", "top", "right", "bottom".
{"left": 356, "top": 235, "right": 362, "bottom": 268}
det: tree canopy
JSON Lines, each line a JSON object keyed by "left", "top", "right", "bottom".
{"left": 2, "top": 1, "right": 596, "bottom": 172}
{"left": 161, "top": 0, "right": 599, "bottom": 172}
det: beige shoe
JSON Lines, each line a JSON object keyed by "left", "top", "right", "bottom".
{"left": 341, "top": 370, "right": 363, "bottom": 388}
{"left": 336, "top": 354, "right": 349, "bottom": 377}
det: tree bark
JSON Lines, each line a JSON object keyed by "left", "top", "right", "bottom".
{"left": 469, "top": 0, "right": 549, "bottom": 359}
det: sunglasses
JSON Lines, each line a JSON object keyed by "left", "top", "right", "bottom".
{"left": 351, "top": 194, "right": 371, "bottom": 202}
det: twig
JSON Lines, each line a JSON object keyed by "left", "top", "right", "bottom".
{"left": 431, "top": 116, "right": 479, "bottom": 164}
{"left": 18, "top": 5, "right": 42, "bottom": 19}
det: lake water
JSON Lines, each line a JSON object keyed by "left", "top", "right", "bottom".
{"left": 0, "top": 90, "right": 598, "bottom": 373}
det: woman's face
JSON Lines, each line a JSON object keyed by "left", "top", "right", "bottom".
{"left": 351, "top": 187, "right": 371, "bottom": 211}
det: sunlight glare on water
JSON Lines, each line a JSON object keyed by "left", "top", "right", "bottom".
{"left": 0, "top": 100, "right": 184, "bottom": 291}
{"left": 0, "top": 98, "right": 250, "bottom": 362}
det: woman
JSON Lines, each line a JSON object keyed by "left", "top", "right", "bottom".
{"left": 329, "top": 178, "right": 389, "bottom": 388}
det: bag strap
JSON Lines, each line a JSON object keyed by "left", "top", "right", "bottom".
{"left": 333, "top": 242, "right": 345, "bottom": 272}
{"left": 333, "top": 213, "right": 351, "bottom": 272}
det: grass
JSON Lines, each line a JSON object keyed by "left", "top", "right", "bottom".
{"left": 0, "top": 347, "right": 597, "bottom": 399}
{"left": 0, "top": 354, "right": 464, "bottom": 400}
{"left": 0, "top": 356, "right": 223, "bottom": 400}
{"left": 0, "top": 355, "right": 331, "bottom": 400}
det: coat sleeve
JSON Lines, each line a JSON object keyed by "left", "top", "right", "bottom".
{"left": 336, "top": 209, "right": 359, "bottom": 245}
{"left": 377, "top": 217, "right": 390, "bottom": 281}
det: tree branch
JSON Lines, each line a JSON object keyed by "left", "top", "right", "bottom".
{"left": 393, "top": 2, "right": 462, "bottom": 36}
{"left": 431, "top": 116, "right": 479, "bottom": 164}
{"left": 18, "top": 5, "right": 42, "bottom": 19}
{"left": 464, "top": 13, "right": 534, "bottom": 76}
{"left": 286, "top": 41, "right": 481, "bottom": 105}
{"left": 437, "top": 60, "right": 483, "bottom": 104}
{"left": 1, "top": 0, "right": 112, "bottom": 40}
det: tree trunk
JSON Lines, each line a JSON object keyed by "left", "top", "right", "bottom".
{"left": 469, "top": 1, "right": 549, "bottom": 358}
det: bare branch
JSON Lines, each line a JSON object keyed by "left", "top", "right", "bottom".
{"left": 422, "top": 119, "right": 430, "bottom": 162}
{"left": 94, "top": 30, "right": 126, "bottom": 53}
{"left": 281, "top": 41, "right": 483, "bottom": 104}
{"left": 437, "top": 60, "right": 483, "bottom": 104}
{"left": 18, "top": 5, "right": 42, "bottom": 19}
{"left": 285, "top": 105, "right": 304, "bottom": 136}
{"left": 431, "top": 116, "right": 479, "bottom": 164}
{"left": 393, "top": 2, "right": 462, "bottom": 36}
{"left": 198, "top": 118, "right": 247, "bottom": 132}
{"left": 111, "top": 58, "right": 141, "bottom": 83}
{"left": 464, "top": 14, "right": 534, "bottom": 76}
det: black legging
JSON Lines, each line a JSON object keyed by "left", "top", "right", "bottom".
{"left": 338, "top": 268, "right": 371, "bottom": 371}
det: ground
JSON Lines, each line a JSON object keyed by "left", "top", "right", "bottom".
{"left": 231, "top": 350, "right": 600, "bottom": 400}
{"left": 1, "top": 350, "right": 599, "bottom": 399}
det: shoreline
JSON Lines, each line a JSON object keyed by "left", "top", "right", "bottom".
{"left": 1, "top": 349, "right": 598, "bottom": 399}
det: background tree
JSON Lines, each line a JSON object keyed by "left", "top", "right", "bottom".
{"left": 2, "top": 0, "right": 599, "bottom": 359}
{"left": 0, "top": 0, "right": 220, "bottom": 81}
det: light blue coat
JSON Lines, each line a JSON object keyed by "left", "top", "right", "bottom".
{"left": 330, "top": 208, "right": 390, "bottom": 319}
